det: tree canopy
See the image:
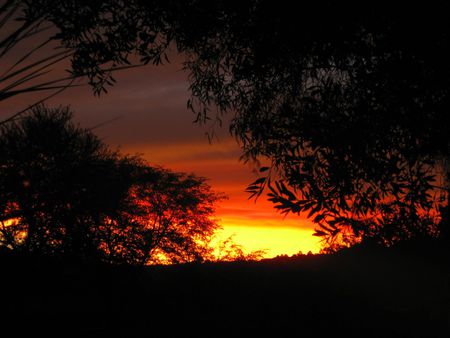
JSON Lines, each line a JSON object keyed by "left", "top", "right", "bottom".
{"left": 0, "top": 105, "right": 226, "bottom": 264}
{"left": 2, "top": 0, "right": 449, "bottom": 249}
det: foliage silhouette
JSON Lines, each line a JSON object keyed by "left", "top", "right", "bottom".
{"left": 3, "top": 1, "right": 449, "bottom": 248}
{"left": 0, "top": 0, "right": 142, "bottom": 124}
{"left": 210, "top": 234, "right": 266, "bottom": 262}
{"left": 0, "top": 105, "right": 229, "bottom": 264}
{"left": 98, "top": 165, "right": 225, "bottom": 265}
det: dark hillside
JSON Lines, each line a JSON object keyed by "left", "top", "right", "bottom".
{"left": 0, "top": 245, "right": 449, "bottom": 337}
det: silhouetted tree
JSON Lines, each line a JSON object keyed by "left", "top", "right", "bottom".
{"left": 5, "top": 1, "right": 449, "bottom": 248}
{"left": 98, "top": 166, "right": 224, "bottom": 265}
{"left": 208, "top": 235, "right": 266, "bottom": 262}
{"left": 0, "top": 105, "right": 133, "bottom": 256}
{"left": 0, "top": 105, "right": 224, "bottom": 263}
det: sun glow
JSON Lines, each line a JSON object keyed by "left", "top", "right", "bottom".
{"left": 125, "top": 139, "right": 320, "bottom": 259}
{"left": 218, "top": 223, "right": 321, "bottom": 258}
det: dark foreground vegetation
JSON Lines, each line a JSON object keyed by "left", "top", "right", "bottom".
{"left": 1, "top": 3, "right": 449, "bottom": 336}
{"left": 1, "top": 242, "right": 449, "bottom": 338}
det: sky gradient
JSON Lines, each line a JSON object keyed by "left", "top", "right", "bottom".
{"left": 0, "top": 55, "right": 320, "bottom": 257}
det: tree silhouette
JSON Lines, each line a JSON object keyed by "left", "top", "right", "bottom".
{"left": 5, "top": 1, "right": 449, "bottom": 248}
{"left": 98, "top": 166, "right": 225, "bottom": 265}
{"left": 210, "top": 235, "right": 266, "bottom": 262}
{"left": 0, "top": 105, "right": 129, "bottom": 255}
{"left": 0, "top": 105, "right": 224, "bottom": 263}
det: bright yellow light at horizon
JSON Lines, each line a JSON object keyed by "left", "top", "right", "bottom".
{"left": 129, "top": 140, "right": 321, "bottom": 259}
{"left": 218, "top": 224, "right": 321, "bottom": 258}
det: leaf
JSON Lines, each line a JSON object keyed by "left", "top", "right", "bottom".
{"left": 252, "top": 177, "right": 266, "bottom": 186}
{"left": 291, "top": 204, "right": 301, "bottom": 213}
{"left": 313, "top": 230, "right": 327, "bottom": 237}
{"left": 307, "top": 204, "right": 322, "bottom": 218}
{"left": 313, "top": 214, "right": 325, "bottom": 223}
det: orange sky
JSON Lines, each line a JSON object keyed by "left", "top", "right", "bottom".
{"left": 0, "top": 54, "right": 321, "bottom": 257}
{"left": 127, "top": 139, "right": 320, "bottom": 256}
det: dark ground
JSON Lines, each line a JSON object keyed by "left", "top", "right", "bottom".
{"left": 1, "top": 243, "right": 449, "bottom": 337}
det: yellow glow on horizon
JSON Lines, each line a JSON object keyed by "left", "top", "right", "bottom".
{"left": 125, "top": 138, "right": 321, "bottom": 259}
{"left": 218, "top": 224, "right": 321, "bottom": 258}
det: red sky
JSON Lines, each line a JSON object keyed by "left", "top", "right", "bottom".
{"left": 0, "top": 52, "right": 320, "bottom": 257}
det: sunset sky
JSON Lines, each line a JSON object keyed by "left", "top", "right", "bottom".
{"left": 0, "top": 53, "right": 320, "bottom": 257}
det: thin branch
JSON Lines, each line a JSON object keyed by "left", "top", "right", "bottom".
{"left": 70, "top": 63, "right": 146, "bottom": 77}
{"left": 1, "top": 83, "right": 82, "bottom": 100}
{"left": 0, "top": 76, "right": 76, "bottom": 100}
{"left": 0, "top": 19, "right": 52, "bottom": 59}
{"left": 19, "top": 22, "right": 53, "bottom": 41}
{"left": 0, "top": 49, "right": 72, "bottom": 84}
{"left": 1, "top": 62, "right": 144, "bottom": 103}
{"left": 0, "top": 18, "right": 36, "bottom": 52}
{"left": 0, "top": 52, "right": 73, "bottom": 96}
{"left": 0, "top": 0, "right": 19, "bottom": 30}
{"left": 0, "top": 69, "right": 53, "bottom": 93}
{"left": 0, "top": 37, "right": 53, "bottom": 78}
{"left": 88, "top": 115, "right": 123, "bottom": 130}
{"left": 0, "top": 79, "right": 76, "bottom": 126}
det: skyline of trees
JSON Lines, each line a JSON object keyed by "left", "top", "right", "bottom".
{"left": 0, "top": 105, "right": 266, "bottom": 264}
{"left": 0, "top": 1, "right": 448, "bottom": 251}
